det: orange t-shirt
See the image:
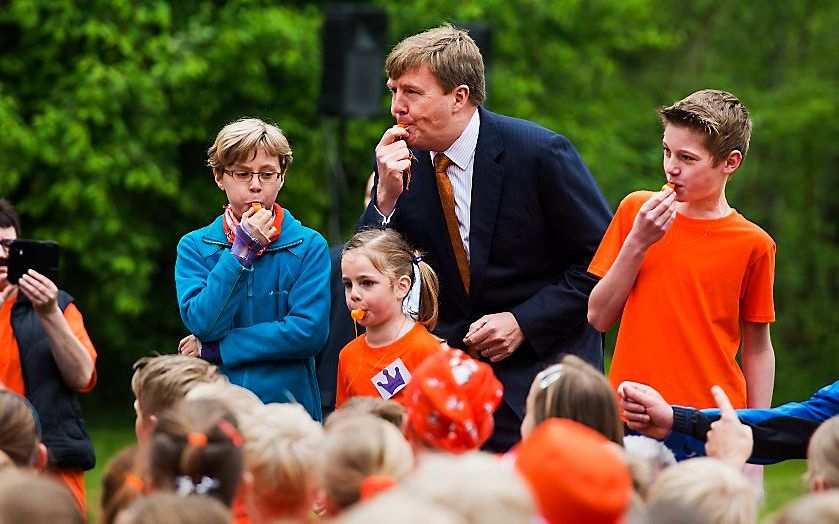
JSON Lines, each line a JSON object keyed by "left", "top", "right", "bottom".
{"left": 0, "top": 293, "right": 97, "bottom": 514}
{"left": 588, "top": 191, "right": 775, "bottom": 409}
{"left": 336, "top": 322, "right": 442, "bottom": 408}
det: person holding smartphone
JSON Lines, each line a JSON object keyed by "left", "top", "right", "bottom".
{"left": 0, "top": 198, "right": 96, "bottom": 515}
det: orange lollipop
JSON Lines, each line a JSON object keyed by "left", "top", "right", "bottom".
{"left": 396, "top": 123, "right": 418, "bottom": 190}
{"left": 662, "top": 182, "right": 675, "bottom": 191}
{"left": 251, "top": 202, "right": 263, "bottom": 212}
{"left": 351, "top": 308, "right": 365, "bottom": 320}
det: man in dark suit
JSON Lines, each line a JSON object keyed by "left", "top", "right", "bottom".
{"left": 359, "top": 25, "right": 612, "bottom": 451}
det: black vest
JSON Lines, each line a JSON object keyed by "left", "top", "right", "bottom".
{"left": 11, "top": 291, "right": 95, "bottom": 470}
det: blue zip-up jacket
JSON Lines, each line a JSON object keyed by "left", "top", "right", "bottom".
{"left": 664, "top": 380, "right": 839, "bottom": 464}
{"left": 175, "top": 209, "right": 330, "bottom": 420}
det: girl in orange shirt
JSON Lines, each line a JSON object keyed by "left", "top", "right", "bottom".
{"left": 336, "top": 229, "right": 442, "bottom": 408}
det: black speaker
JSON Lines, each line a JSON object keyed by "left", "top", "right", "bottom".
{"left": 318, "top": 5, "right": 388, "bottom": 118}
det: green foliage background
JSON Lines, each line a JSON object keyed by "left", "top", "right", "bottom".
{"left": 1, "top": 0, "right": 836, "bottom": 409}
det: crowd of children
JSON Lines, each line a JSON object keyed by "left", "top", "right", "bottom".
{"left": 1, "top": 85, "right": 837, "bottom": 523}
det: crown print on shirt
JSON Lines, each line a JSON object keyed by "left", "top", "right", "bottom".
{"left": 372, "top": 358, "right": 412, "bottom": 399}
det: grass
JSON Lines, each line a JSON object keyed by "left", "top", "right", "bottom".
{"left": 82, "top": 423, "right": 808, "bottom": 523}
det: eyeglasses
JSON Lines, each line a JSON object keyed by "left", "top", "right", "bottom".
{"left": 223, "top": 170, "right": 284, "bottom": 184}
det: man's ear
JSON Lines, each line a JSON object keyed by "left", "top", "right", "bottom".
{"left": 452, "top": 84, "right": 471, "bottom": 113}
{"left": 33, "top": 443, "right": 48, "bottom": 471}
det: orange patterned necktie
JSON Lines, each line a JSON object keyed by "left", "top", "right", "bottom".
{"left": 434, "top": 153, "right": 470, "bottom": 293}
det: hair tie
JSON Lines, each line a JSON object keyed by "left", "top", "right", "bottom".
{"left": 186, "top": 432, "right": 208, "bottom": 448}
{"left": 123, "top": 473, "right": 145, "bottom": 492}
{"left": 176, "top": 475, "right": 220, "bottom": 496}
{"left": 360, "top": 474, "right": 397, "bottom": 501}
{"left": 216, "top": 419, "right": 244, "bottom": 448}
{"left": 412, "top": 255, "right": 423, "bottom": 264}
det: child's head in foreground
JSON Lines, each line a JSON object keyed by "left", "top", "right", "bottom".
{"left": 402, "top": 348, "right": 503, "bottom": 454}
{"left": 145, "top": 398, "right": 244, "bottom": 507}
{"left": 521, "top": 354, "right": 623, "bottom": 445}
{"left": 397, "top": 451, "right": 535, "bottom": 524}
{"left": 0, "top": 389, "right": 45, "bottom": 471}
{"left": 131, "top": 355, "right": 222, "bottom": 441}
{"left": 806, "top": 415, "right": 839, "bottom": 492}
{"left": 771, "top": 491, "right": 839, "bottom": 524}
{"left": 0, "top": 469, "right": 83, "bottom": 524}
{"left": 115, "top": 492, "right": 230, "bottom": 524}
{"left": 646, "top": 457, "right": 757, "bottom": 524}
{"left": 324, "top": 396, "right": 405, "bottom": 431}
{"left": 243, "top": 403, "right": 323, "bottom": 522}
{"left": 319, "top": 414, "right": 414, "bottom": 516}
{"left": 658, "top": 89, "right": 752, "bottom": 200}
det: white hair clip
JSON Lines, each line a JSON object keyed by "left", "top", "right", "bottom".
{"left": 176, "top": 475, "right": 220, "bottom": 496}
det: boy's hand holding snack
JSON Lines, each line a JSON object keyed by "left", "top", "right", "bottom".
{"left": 232, "top": 206, "right": 276, "bottom": 265}
{"left": 627, "top": 185, "right": 677, "bottom": 249}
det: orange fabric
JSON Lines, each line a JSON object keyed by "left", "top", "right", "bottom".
{"left": 515, "top": 419, "right": 631, "bottom": 524}
{"left": 589, "top": 191, "right": 775, "bottom": 409}
{"left": 434, "top": 154, "right": 470, "bottom": 292}
{"left": 336, "top": 323, "right": 442, "bottom": 408}
{"left": 402, "top": 348, "right": 503, "bottom": 453}
{"left": 50, "top": 467, "right": 87, "bottom": 516}
{"left": 233, "top": 492, "right": 250, "bottom": 524}
{"left": 1, "top": 294, "right": 97, "bottom": 514}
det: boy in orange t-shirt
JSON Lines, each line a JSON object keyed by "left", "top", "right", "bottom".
{"left": 587, "top": 90, "right": 775, "bottom": 413}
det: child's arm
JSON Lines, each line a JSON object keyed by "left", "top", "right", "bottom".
{"left": 587, "top": 190, "right": 676, "bottom": 332}
{"left": 742, "top": 321, "right": 775, "bottom": 409}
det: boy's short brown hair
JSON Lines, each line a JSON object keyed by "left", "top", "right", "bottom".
{"left": 658, "top": 89, "right": 752, "bottom": 164}
{"left": 386, "top": 24, "right": 486, "bottom": 107}
{"left": 131, "top": 355, "right": 221, "bottom": 419}
{"left": 207, "top": 117, "right": 293, "bottom": 175}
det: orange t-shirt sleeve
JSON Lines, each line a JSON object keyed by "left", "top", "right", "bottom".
{"left": 588, "top": 192, "right": 645, "bottom": 278}
{"left": 63, "top": 303, "right": 98, "bottom": 392}
{"left": 741, "top": 237, "right": 776, "bottom": 323}
{"left": 335, "top": 341, "right": 357, "bottom": 409}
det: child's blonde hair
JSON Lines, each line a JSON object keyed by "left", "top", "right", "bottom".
{"left": 131, "top": 355, "right": 222, "bottom": 419}
{"left": 0, "top": 390, "right": 39, "bottom": 468}
{"left": 647, "top": 458, "right": 757, "bottom": 524}
{"left": 320, "top": 414, "right": 414, "bottom": 512}
{"left": 185, "top": 381, "right": 263, "bottom": 437}
{"left": 806, "top": 416, "right": 839, "bottom": 490}
{"left": 658, "top": 89, "right": 752, "bottom": 164}
{"left": 399, "top": 452, "right": 535, "bottom": 524}
{"left": 524, "top": 354, "right": 624, "bottom": 445}
{"left": 622, "top": 435, "right": 676, "bottom": 499}
{"left": 207, "top": 117, "right": 293, "bottom": 175}
{"left": 100, "top": 446, "right": 142, "bottom": 524}
{"left": 339, "top": 492, "right": 466, "bottom": 524}
{"left": 146, "top": 399, "right": 244, "bottom": 507}
{"left": 343, "top": 228, "right": 440, "bottom": 330}
{"left": 0, "top": 470, "right": 83, "bottom": 524}
{"left": 324, "top": 396, "right": 405, "bottom": 431}
{"left": 771, "top": 491, "right": 839, "bottom": 524}
{"left": 244, "top": 403, "right": 323, "bottom": 514}
{"left": 117, "top": 492, "right": 230, "bottom": 524}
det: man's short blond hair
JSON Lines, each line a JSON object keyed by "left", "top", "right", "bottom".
{"left": 207, "top": 118, "right": 293, "bottom": 175}
{"left": 647, "top": 458, "right": 757, "bottom": 524}
{"left": 131, "top": 355, "right": 222, "bottom": 418}
{"left": 658, "top": 89, "right": 752, "bottom": 164}
{"left": 386, "top": 24, "right": 486, "bottom": 106}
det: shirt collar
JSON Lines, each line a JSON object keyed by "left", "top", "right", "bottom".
{"left": 432, "top": 108, "right": 480, "bottom": 170}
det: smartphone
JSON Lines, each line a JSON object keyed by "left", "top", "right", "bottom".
{"left": 5, "top": 239, "right": 60, "bottom": 285}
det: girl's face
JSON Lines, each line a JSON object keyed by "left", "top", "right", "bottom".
{"left": 341, "top": 251, "right": 410, "bottom": 328}
{"left": 214, "top": 148, "right": 284, "bottom": 219}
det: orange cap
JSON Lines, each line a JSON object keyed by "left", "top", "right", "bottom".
{"left": 515, "top": 419, "right": 631, "bottom": 524}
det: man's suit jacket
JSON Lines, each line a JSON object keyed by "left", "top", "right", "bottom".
{"left": 359, "top": 107, "right": 613, "bottom": 418}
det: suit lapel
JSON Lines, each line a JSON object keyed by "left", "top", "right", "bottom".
{"left": 468, "top": 108, "right": 504, "bottom": 309}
